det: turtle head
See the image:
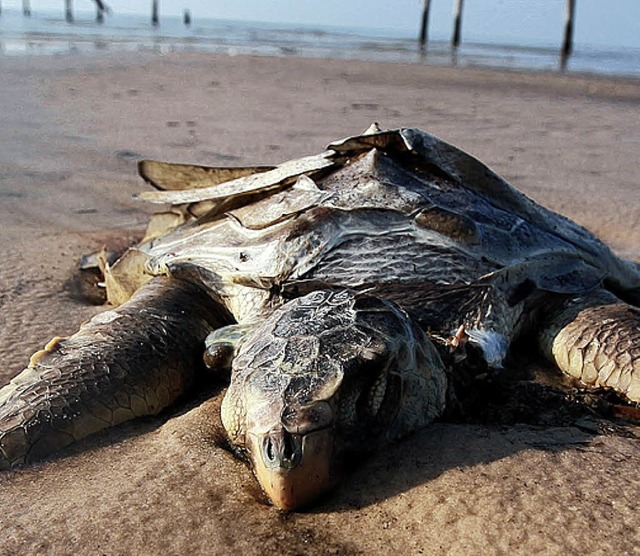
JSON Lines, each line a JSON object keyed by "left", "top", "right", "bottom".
{"left": 220, "top": 289, "right": 446, "bottom": 510}
{"left": 240, "top": 404, "right": 338, "bottom": 512}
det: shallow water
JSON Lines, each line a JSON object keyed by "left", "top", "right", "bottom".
{"left": 1, "top": 8, "right": 640, "bottom": 78}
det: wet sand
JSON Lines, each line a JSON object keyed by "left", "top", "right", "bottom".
{"left": 0, "top": 52, "right": 639, "bottom": 554}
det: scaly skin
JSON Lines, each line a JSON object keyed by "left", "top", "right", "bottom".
{"left": 539, "top": 290, "right": 640, "bottom": 403}
{"left": 221, "top": 290, "right": 447, "bottom": 510}
{"left": 0, "top": 277, "right": 230, "bottom": 468}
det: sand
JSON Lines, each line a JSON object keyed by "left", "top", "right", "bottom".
{"left": 0, "top": 51, "right": 639, "bottom": 555}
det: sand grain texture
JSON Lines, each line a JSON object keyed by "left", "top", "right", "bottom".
{"left": 0, "top": 52, "right": 639, "bottom": 555}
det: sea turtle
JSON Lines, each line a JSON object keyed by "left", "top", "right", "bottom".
{"left": 1, "top": 125, "right": 639, "bottom": 510}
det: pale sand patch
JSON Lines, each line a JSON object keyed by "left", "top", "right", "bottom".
{"left": 0, "top": 52, "right": 638, "bottom": 555}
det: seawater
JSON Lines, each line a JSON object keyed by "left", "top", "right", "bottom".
{"left": 1, "top": 8, "right": 639, "bottom": 78}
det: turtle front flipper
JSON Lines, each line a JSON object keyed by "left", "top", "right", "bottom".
{"left": 0, "top": 277, "right": 232, "bottom": 469}
{"left": 538, "top": 290, "right": 640, "bottom": 403}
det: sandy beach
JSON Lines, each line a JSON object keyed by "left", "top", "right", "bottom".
{"left": 0, "top": 51, "right": 639, "bottom": 554}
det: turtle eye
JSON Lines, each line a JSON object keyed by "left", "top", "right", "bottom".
{"left": 203, "top": 341, "right": 235, "bottom": 371}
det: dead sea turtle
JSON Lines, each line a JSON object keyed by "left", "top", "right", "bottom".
{"left": 1, "top": 125, "right": 639, "bottom": 510}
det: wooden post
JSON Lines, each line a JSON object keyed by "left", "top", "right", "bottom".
{"left": 419, "top": 0, "right": 432, "bottom": 49}
{"left": 94, "top": 0, "right": 109, "bottom": 23}
{"left": 65, "top": 0, "right": 73, "bottom": 23}
{"left": 23, "top": 0, "right": 31, "bottom": 16}
{"left": 183, "top": 9, "right": 191, "bottom": 27}
{"left": 452, "top": 0, "right": 464, "bottom": 48}
{"left": 151, "top": 0, "right": 159, "bottom": 27}
{"left": 562, "top": 0, "right": 576, "bottom": 58}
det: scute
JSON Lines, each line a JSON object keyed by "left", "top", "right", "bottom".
{"left": 108, "top": 126, "right": 639, "bottom": 328}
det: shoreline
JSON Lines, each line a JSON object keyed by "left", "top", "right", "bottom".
{"left": 4, "top": 46, "right": 640, "bottom": 102}
{"left": 4, "top": 44, "right": 640, "bottom": 87}
{"left": 1, "top": 8, "right": 640, "bottom": 80}
{"left": 0, "top": 50, "right": 638, "bottom": 554}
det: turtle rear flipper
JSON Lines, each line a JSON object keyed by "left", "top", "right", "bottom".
{"left": 538, "top": 290, "right": 640, "bottom": 403}
{"left": 0, "top": 277, "right": 232, "bottom": 469}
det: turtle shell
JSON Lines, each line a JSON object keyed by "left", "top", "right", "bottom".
{"left": 104, "top": 127, "right": 640, "bottom": 331}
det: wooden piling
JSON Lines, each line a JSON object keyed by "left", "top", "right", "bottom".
{"left": 151, "top": 0, "right": 159, "bottom": 27}
{"left": 562, "top": 0, "right": 576, "bottom": 58}
{"left": 452, "top": 0, "right": 464, "bottom": 48}
{"left": 95, "top": 0, "right": 109, "bottom": 23}
{"left": 23, "top": 0, "right": 31, "bottom": 16}
{"left": 65, "top": 0, "right": 73, "bottom": 23}
{"left": 419, "top": 0, "right": 432, "bottom": 49}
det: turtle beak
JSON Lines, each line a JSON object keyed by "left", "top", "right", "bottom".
{"left": 247, "top": 427, "right": 340, "bottom": 510}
